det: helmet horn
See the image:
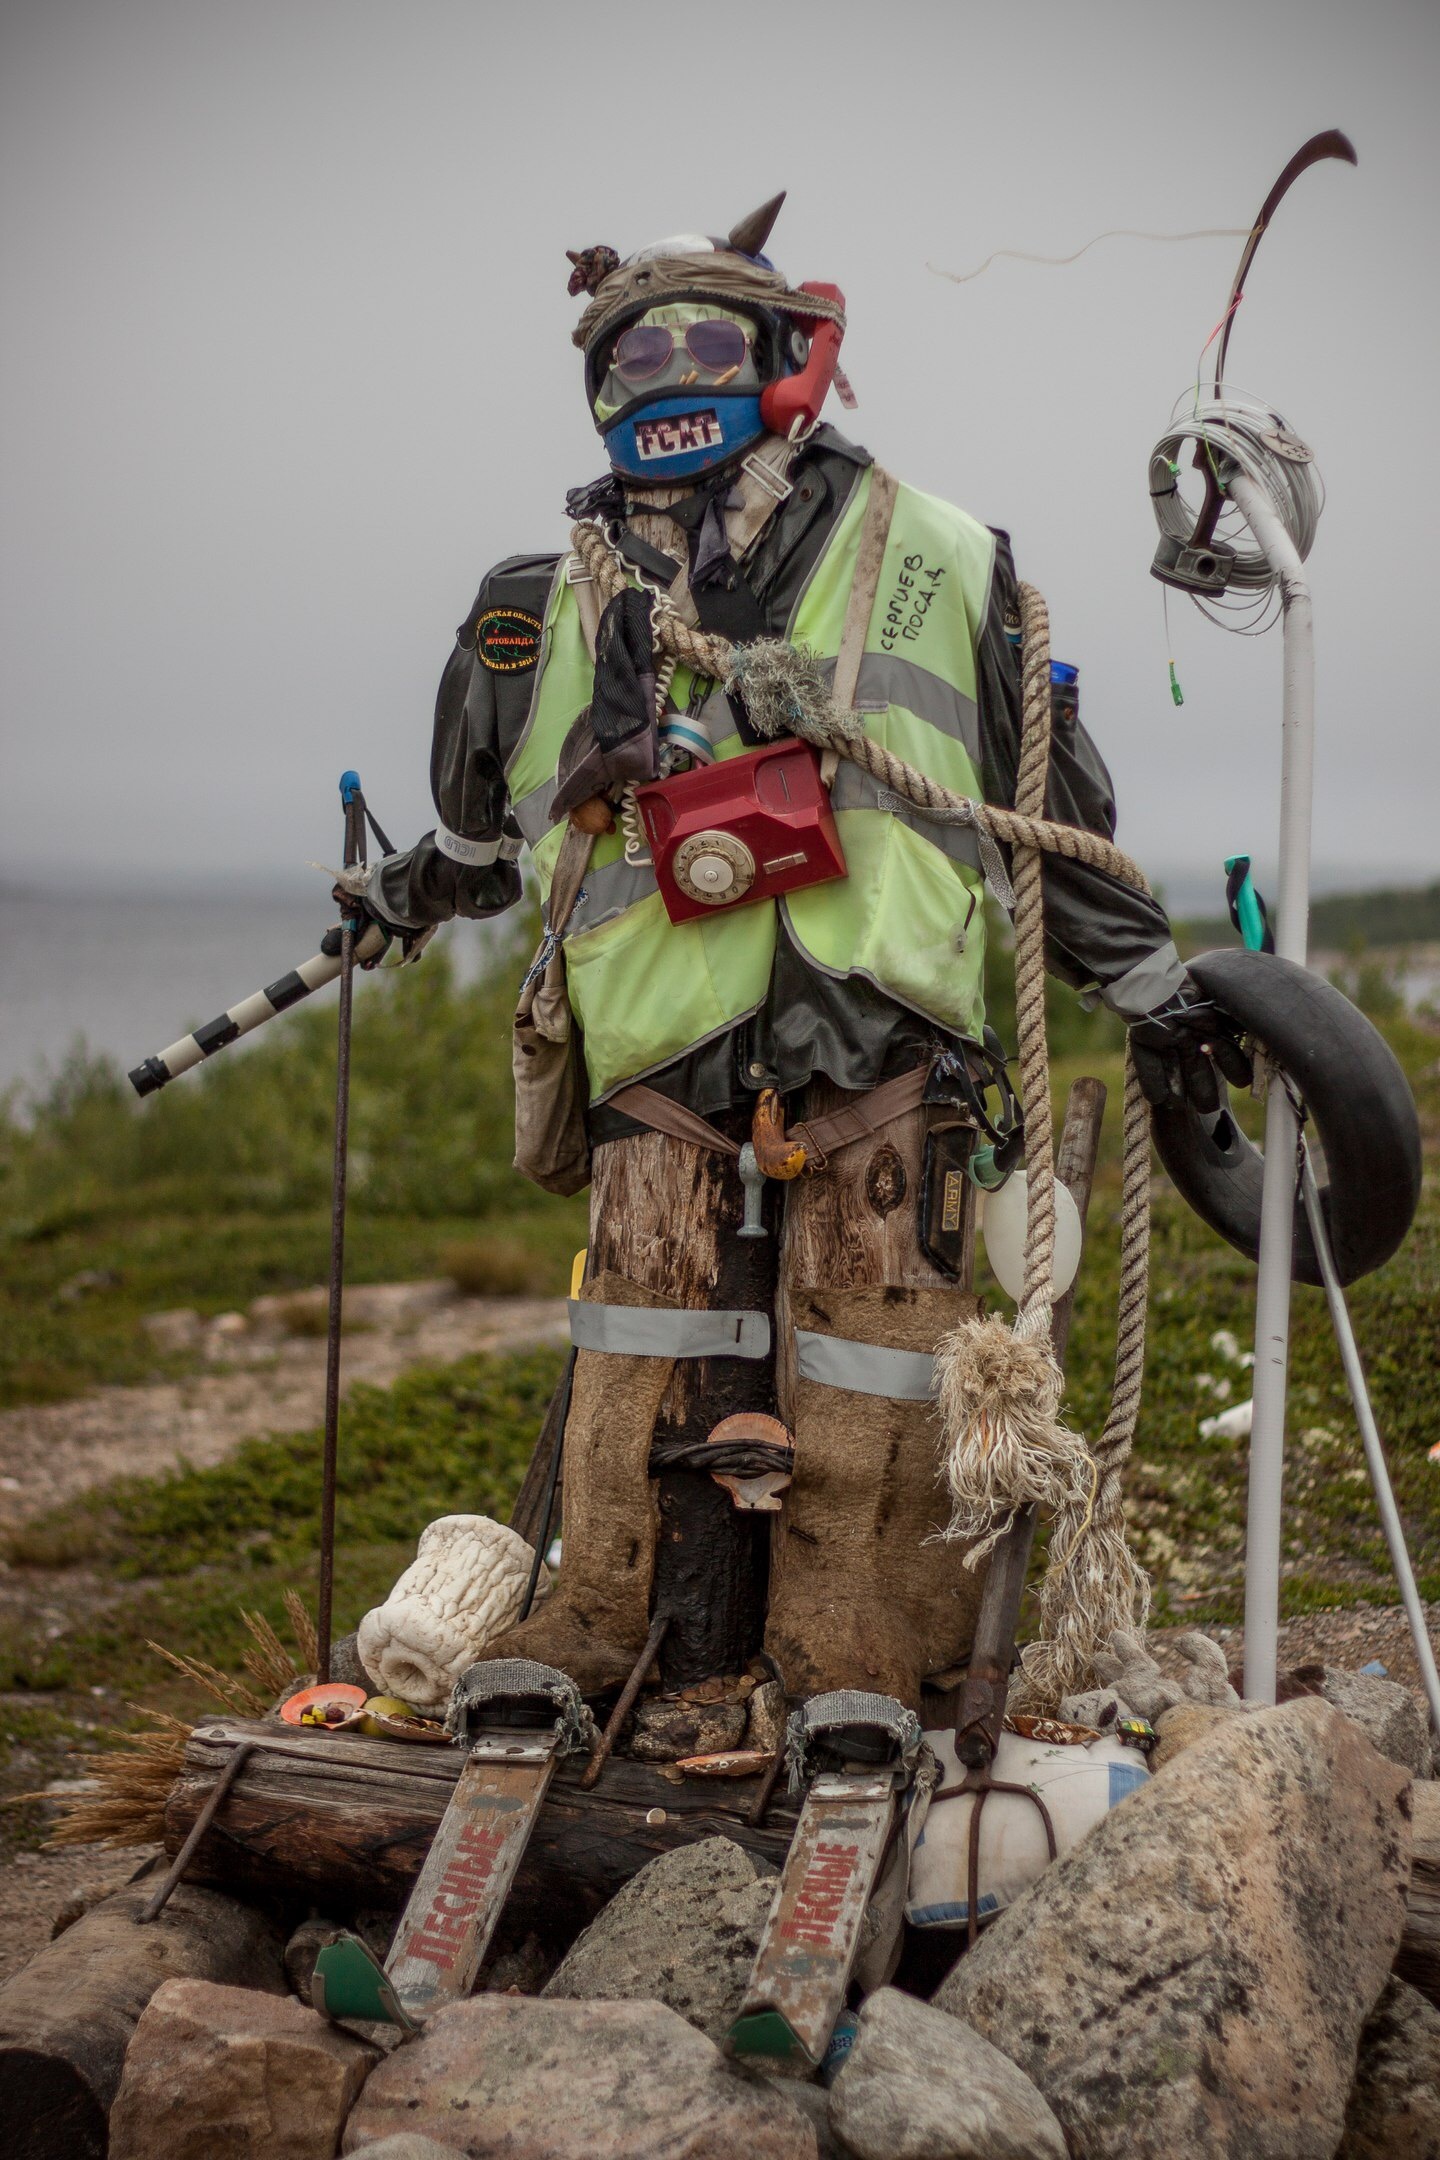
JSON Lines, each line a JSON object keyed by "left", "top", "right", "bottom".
{"left": 727, "top": 191, "right": 786, "bottom": 258}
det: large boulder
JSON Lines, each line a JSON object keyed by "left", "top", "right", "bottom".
{"left": 935, "top": 1697, "right": 1413, "bottom": 2159}
{"left": 1338, "top": 1976, "right": 1440, "bottom": 2158}
{"left": 541, "top": 1836, "right": 775, "bottom": 2043}
{"left": 108, "top": 1976, "right": 374, "bottom": 2159}
{"left": 341, "top": 1994, "right": 817, "bottom": 2158}
{"left": 829, "top": 1987, "right": 1067, "bottom": 2160}
{"left": 1291, "top": 1664, "right": 1434, "bottom": 1781}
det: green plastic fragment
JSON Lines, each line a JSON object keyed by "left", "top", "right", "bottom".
{"left": 1168, "top": 660, "right": 1184, "bottom": 708}
{"left": 729, "top": 2008, "right": 808, "bottom": 2060}
{"left": 311, "top": 1933, "right": 419, "bottom": 2033}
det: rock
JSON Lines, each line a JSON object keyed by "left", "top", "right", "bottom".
{"left": 542, "top": 1835, "right": 775, "bottom": 2043}
{"left": 284, "top": 1917, "right": 341, "bottom": 2004}
{"left": 109, "top": 1977, "right": 374, "bottom": 2160}
{"left": 329, "top": 1630, "right": 379, "bottom": 1692}
{"left": 737, "top": 2070, "right": 847, "bottom": 2160}
{"left": 1292, "top": 1663, "right": 1434, "bottom": 1780}
{"left": 1149, "top": 1699, "right": 1237, "bottom": 1771}
{"left": 341, "top": 1995, "right": 817, "bottom": 2157}
{"left": 142, "top": 1307, "right": 203, "bottom": 1354}
{"left": 630, "top": 1696, "right": 749, "bottom": 1761}
{"left": 746, "top": 1679, "right": 789, "bottom": 1755}
{"left": 479, "top": 1929, "right": 555, "bottom": 1995}
{"left": 829, "top": 1987, "right": 1066, "bottom": 2160}
{"left": 0, "top": 1881, "right": 286, "bottom": 2160}
{"left": 1339, "top": 1977, "right": 1440, "bottom": 2157}
{"left": 348, "top": 2142, "right": 465, "bottom": 2160}
{"left": 935, "top": 1697, "right": 1413, "bottom": 2160}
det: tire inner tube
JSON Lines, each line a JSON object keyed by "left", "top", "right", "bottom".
{"left": 1148, "top": 948, "right": 1421, "bottom": 1288}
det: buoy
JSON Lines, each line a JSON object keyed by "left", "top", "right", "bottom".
{"left": 980, "top": 1170, "right": 1083, "bottom": 1305}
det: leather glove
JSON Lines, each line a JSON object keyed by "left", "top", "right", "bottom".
{"left": 1130, "top": 980, "right": 1252, "bottom": 1113}
{"left": 550, "top": 587, "right": 660, "bottom": 826}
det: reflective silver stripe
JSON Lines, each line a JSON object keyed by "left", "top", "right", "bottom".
{"left": 820, "top": 653, "right": 980, "bottom": 760}
{"left": 830, "top": 763, "right": 982, "bottom": 872}
{"left": 567, "top": 852, "right": 660, "bottom": 931}
{"left": 1098, "top": 940, "right": 1187, "bottom": 1020}
{"left": 513, "top": 779, "right": 558, "bottom": 849}
{"left": 795, "top": 1329, "right": 937, "bottom": 1399}
{"left": 434, "top": 823, "right": 521, "bottom": 867}
{"left": 569, "top": 1301, "right": 771, "bottom": 1359}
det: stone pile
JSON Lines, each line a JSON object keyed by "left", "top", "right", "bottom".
{"left": 2, "top": 1664, "right": 1434, "bottom": 2159}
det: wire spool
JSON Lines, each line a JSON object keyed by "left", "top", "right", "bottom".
{"left": 1148, "top": 385, "right": 1324, "bottom": 631}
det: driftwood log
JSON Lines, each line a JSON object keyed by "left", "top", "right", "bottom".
{"left": 0, "top": 1880, "right": 286, "bottom": 2160}
{"left": 164, "top": 1717, "right": 799, "bottom": 1939}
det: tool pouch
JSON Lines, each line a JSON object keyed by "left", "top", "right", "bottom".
{"left": 511, "top": 826, "right": 594, "bottom": 1197}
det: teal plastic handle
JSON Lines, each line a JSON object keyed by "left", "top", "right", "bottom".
{"left": 1224, "top": 855, "right": 1267, "bottom": 952}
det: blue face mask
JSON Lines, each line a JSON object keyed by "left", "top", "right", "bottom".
{"left": 599, "top": 391, "right": 768, "bottom": 482}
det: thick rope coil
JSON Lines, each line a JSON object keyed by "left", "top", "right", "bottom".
{"left": 570, "top": 520, "right": 1155, "bottom": 1709}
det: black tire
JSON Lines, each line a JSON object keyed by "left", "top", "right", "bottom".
{"left": 1148, "top": 948, "right": 1422, "bottom": 1287}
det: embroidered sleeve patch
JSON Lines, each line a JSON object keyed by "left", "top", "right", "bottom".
{"left": 476, "top": 608, "right": 542, "bottom": 671}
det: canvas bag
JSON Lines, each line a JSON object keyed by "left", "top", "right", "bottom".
{"left": 511, "top": 816, "right": 597, "bottom": 1197}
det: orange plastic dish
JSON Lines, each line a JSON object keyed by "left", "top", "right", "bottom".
{"left": 279, "top": 1682, "right": 367, "bottom": 1730}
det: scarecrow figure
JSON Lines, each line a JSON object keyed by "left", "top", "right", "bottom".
{"left": 340, "top": 196, "right": 1242, "bottom": 1715}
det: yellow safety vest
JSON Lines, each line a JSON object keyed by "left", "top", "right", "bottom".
{"left": 507, "top": 466, "right": 995, "bottom": 1101}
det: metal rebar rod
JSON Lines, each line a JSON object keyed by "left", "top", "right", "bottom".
{"left": 138, "top": 1741, "right": 254, "bottom": 1922}
{"left": 519, "top": 1349, "right": 575, "bottom": 1624}
{"left": 1299, "top": 1156, "right": 1440, "bottom": 1738}
{"left": 317, "top": 785, "right": 365, "bottom": 1682}
{"left": 1227, "top": 469, "right": 1315, "bottom": 1706}
{"left": 579, "top": 1613, "right": 671, "bottom": 1791}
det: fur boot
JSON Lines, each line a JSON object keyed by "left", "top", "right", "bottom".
{"left": 475, "top": 1270, "right": 677, "bottom": 1696}
{"left": 765, "top": 1283, "right": 989, "bottom": 1712}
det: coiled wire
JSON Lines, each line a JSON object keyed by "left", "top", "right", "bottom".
{"left": 1149, "top": 384, "right": 1324, "bottom": 633}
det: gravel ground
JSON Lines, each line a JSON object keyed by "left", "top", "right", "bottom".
{"left": 0, "top": 1285, "right": 568, "bottom": 1534}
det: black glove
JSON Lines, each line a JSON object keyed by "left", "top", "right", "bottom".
{"left": 550, "top": 587, "right": 659, "bottom": 823}
{"left": 323, "top": 884, "right": 420, "bottom": 970}
{"left": 1130, "top": 983, "right": 1252, "bottom": 1113}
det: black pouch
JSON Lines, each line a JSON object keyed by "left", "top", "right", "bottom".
{"left": 919, "top": 1121, "right": 976, "bottom": 1280}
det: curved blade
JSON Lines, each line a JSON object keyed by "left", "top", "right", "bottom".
{"left": 1214, "top": 129, "right": 1357, "bottom": 390}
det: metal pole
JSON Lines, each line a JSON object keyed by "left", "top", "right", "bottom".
{"left": 1299, "top": 1156, "right": 1440, "bottom": 1738}
{"left": 317, "top": 773, "right": 366, "bottom": 1682}
{"left": 1225, "top": 470, "right": 1315, "bottom": 1705}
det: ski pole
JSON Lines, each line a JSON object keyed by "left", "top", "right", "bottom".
{"left": 128, "top": 923, "right": 387, "bottom": 1096}
{"left": 1299, "top": 1149, "right": 1440, "bottom": 1740}
{"left": 317, "top": 770, "right": 366, "bottom": 1682}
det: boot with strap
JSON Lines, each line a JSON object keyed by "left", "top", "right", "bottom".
{"left": 477, "top": 1270, "right": 678, "bottom": 1696}
{"left": 765, "top": 1283, "right": 989, "bottom": 1713}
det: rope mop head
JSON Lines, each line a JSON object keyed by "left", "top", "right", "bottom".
{"left": 934, "top": 1310, "right": 1094, "bottom": 1567}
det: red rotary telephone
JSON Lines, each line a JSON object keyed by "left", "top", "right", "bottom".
{"left": 635, "top": 739, "right": 847, "bottom": 927}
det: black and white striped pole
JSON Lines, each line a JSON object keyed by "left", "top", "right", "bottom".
{"left": 316, "top": 769, "right": 366, "bottom": 1683}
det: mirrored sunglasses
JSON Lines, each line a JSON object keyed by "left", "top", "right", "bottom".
{"left": 612, "top": 318, "right": 751, "bottom": 386}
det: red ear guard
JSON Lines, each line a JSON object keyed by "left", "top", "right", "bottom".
{"left": 759, "top": 282, "right": 847, "bottom": 440}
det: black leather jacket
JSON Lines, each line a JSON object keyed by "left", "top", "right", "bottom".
{"left": 372, "top": 428, "right": 1182, "bottom": 1119}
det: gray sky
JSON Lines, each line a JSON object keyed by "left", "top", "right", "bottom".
{"left": 3, "top": 0, "right": 1437, "bottom": 906}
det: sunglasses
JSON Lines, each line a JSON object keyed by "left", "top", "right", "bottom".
{"left": 611, "top": 318, "right": 752, "bottom": 386}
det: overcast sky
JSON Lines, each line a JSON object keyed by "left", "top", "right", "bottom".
{"left": 3, "top": 0, "right": 1437, "bottom": 908}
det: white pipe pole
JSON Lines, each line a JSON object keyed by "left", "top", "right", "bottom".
{"left": 1225, "top": 470, "right": 1315, "bottom": 1704}
{"left": 1299, "top": 1157, "right": 1440, "bottom": 1737}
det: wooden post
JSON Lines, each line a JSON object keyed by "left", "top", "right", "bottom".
{"left": 588, "top": 1118, "right": 776, "bottom": 1690}
{"left": 953, "top": 1076, "right": 1108, "bottom": 1764}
